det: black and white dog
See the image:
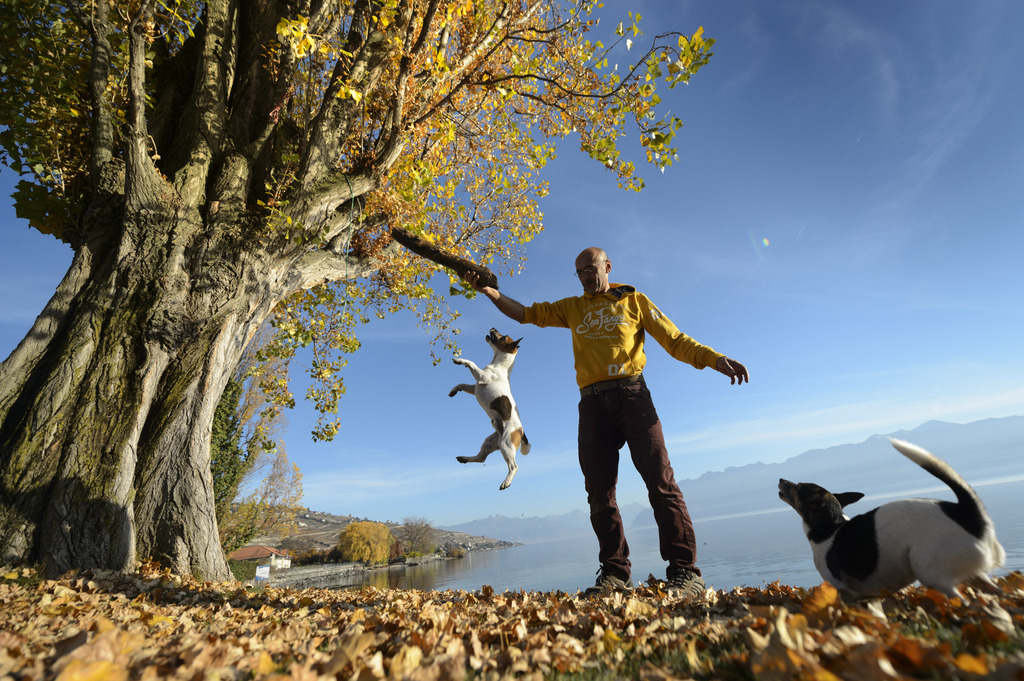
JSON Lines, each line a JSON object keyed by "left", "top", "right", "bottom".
{"left": 778, "top": 438, "right": 1005, "bottom": 599}
{"left": 449, "top": 328, "right": 531, "bottom": 490}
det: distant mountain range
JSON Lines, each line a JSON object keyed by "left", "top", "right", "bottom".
{"left": 442, "top": 415, "right": 1024, "bottom": 544}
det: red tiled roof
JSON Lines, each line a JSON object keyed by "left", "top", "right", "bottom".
{"left": 228, "top": 545, "right": 289, "bottom": 561}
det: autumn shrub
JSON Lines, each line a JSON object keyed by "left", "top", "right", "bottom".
{"left": 228, "top": 560, "right": 256, "bottom": 582}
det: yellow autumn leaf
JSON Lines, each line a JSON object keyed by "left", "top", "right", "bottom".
{"left": 254, "top": 651, "right": 277, "bottom": 675}
{"left": 953, "top": 652, "right": 989, "bottom": 674}
{"left": 54, "top": 659, "right": 129, "bottom": 681}
{"left": 601, "top": 628, "right": 621, "bottom": 652}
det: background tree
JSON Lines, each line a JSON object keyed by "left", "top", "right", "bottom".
{"left": 218, "top": 445, "right": 304, "bottom": 554}
{"left": 211, "top": 327, "right": 303, "bottom": 553}
{"left": 338, "top": 521, "right": 395, "bottom": 565}
{"left": 0, "top": 0, "right": 714, "bottom": 579}
{"left": 400, "top": 516, "right": 437, "bottom": 555}
{"left": 210, "top": 380, "right": 252, "bottom": 524}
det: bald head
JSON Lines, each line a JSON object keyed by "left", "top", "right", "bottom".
{"left": 574, "top": 247, "right": 612, "bottom": 295}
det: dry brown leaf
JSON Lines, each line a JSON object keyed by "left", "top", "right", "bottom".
{"left": 997, "top": 570, "right": 1024, "bottom": 592}
{"left": 54, "top": 659, "right": 130, "bottom": 681}
{"left": 744, "top": 626, "right": 770, "bottom": 654}
{"left": 254, "top": 650, "right": 278, "bottom": 675}
{"left": 801, "top": 582, "right": 839, "bottom": 621}
{"left": 979, "top": 600, "right": 1015, "bottom": 633}
{"left": 320, "top": 624, "right": 376, "bottom": 676}
{"left": 623, "top": 597, "right": 658, "bottom": 621}
{"left": 750, "top": 643, "right": 827, "bottom": 681}
{"left": 834, "top": 641, "right": 900, "bottom": 681}
{"left": 637, "top": 660, "right": 692, "bottom": 681}
{"left": 389, "top": 644, "right": 424, "bottom": 679}
{"left": 774, "top": 609, "right": 809, "bottom": 652}
{"left": 830, "top": 624, "right": 870, "bottom": 648}
{"left": 682, "top": 638, "right": 713, "bottom": 676}
{"left": 353, "top": 650, "right": 386, "bottom": 680}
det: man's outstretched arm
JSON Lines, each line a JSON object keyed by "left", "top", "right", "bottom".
{"left": 463, "top": 271, "right": 526, "bottom": 323}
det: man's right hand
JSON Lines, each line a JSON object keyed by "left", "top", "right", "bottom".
{"left": 463, "top": 270, "right": 487, "bottom": 293}
{"left": 715, "top": 356, "right": 750, "bottom": 385}
{"left": 461, "top": 271, "right": 525, "bottom": 323}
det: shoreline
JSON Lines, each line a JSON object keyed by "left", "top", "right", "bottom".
{"left": 266, "top": 541, "right": 521, "bottom": 589}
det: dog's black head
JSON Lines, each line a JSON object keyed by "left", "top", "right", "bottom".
{"left": 779, "top": 478, "right": 864, "bottom": 540}
{"left": 487, "top": 328, "right": 522, "bottom": 354}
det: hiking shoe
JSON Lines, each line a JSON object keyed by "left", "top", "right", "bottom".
{"left": 584, "top": 567, "right": 633, "bottom": 596}
{"left": 666, "top": 567, "right": 706, "bottom": 598}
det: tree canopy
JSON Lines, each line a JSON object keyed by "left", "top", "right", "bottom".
{"left": 0, "top": 0, "right": 714, "bottom": 438}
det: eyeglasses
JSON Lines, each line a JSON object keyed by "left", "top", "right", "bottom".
{"left": 575, "top": 261, "right": 605, "bottom": 278}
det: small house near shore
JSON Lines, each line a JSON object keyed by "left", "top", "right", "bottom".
{"left": 228, "top": 545, "right": 292, "bottom": 569}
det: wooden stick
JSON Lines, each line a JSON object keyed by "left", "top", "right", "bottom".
{"left": 390, "top": 227, "right": 499, "bottom": 290}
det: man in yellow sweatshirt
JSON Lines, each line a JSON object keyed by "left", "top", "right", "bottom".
{"left": 463, "top": 247, "right": 749, "bottom": 598}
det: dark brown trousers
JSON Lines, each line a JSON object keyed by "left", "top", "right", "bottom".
{"left": 577, "top": 380, "right": 701, "bottom": 580}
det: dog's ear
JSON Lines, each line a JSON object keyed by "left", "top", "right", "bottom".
{"left": 834, "top": 492, "right": 864, "bottom": 508}
{"left": 513, "top": 337, "right": 523, "bottom": 348}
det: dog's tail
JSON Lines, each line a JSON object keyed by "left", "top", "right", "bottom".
{"left": 521, "top": 432, "right": 531, "bottom": 455}
{"left": 889, "top": 438, "right": 993, "bottom": 540}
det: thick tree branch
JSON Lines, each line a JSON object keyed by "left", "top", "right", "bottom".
{"left": 290, "top": 171, "right": 377, "bottom": 237}
{"left": 301, "top": 25, "right": 388, "bottom": 189}
{"left": 390, "top": 227, "right": 499, "bottom": 289}
{"left": 291, "top": 244, "right": 397, "bottom": 292}
{"left": 172, "top": 0, "right": 235, "bottom": 206}
{"left": 124, "top": 0, "right": 166, "bottom": 210}
{"left": 69, "top": 0, "right": 115, "bottom": 184}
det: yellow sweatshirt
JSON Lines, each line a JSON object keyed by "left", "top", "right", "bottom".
{"left": 523, "top": 284, "right": 724, "bottom": 390}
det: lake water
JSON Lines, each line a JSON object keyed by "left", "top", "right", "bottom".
{"left": 319, "top": 478, "right": 1024, "bottom": 594}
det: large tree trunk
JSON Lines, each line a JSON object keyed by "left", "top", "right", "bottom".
{"left": 0, "top": 158, "right": 376, "bottom": 579}
{"left": 1, "top": 173, "right": 235, "bottom": 578}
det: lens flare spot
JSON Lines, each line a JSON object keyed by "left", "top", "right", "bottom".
{"left": 762, "top": 238, "right": 770, "bottom": 247}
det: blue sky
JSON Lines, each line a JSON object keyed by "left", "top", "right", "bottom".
{"left": 2, "top": 2, "right": 1023, "bottom": 529}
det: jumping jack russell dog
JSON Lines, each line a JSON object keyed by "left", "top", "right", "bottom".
{"left": 778, "top": 438, "right": 1005, "bottom": 600}
{"left": 449, "top": 328, "right": 531, "bottom": 490}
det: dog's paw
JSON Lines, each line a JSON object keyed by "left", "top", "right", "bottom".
{"left": 452, "top": 358, "right": 469, "bottom": 366}
{"left": 448, "top": 387, "right": 459, "bottom": 397}
{"left": 456, "top": 456, "right": 469, "bottom": 464}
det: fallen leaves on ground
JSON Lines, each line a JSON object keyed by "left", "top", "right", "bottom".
{"left": 1, "top": 563, "right": 1022, "bottom": 680}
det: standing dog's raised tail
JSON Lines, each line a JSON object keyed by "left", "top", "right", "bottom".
{"left": 889, "top": 438, "right": 999, "bottom": 543}
{"left": 889, "top": 438, "right": 1006, "bottom": 585}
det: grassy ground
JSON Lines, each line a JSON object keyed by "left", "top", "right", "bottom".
{"left": 1, "top": 562, "right": 1022, "bottom": 680}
